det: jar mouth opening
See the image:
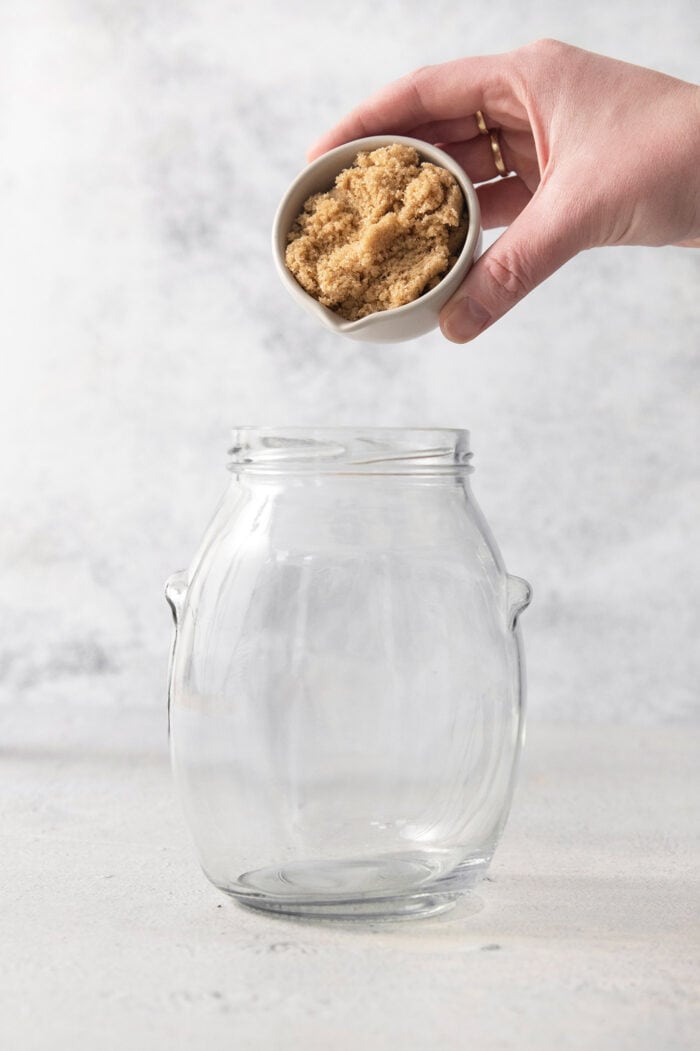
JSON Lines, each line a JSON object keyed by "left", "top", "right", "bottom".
{"left": 227, "top": 427, "right": 472, "bottom": 474}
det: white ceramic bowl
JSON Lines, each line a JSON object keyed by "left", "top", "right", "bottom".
{"left": 272, "top": 135, "right": 482, "bottom": 344}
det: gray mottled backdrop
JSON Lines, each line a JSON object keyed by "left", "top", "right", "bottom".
{"left": 1, "top": 1, "right": 698, "bottom": 721}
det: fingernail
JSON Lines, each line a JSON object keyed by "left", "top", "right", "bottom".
{"left": 441, "top": 297, "right": 491, "bottom": 343}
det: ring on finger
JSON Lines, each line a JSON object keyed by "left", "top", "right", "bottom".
{"left": 474, "top": 109, "right": 489, "bottom": 136}
{"left": 475, "top": 110, "right": 510, "bottom": 177}
{"left": 488, "top": 129, "right": 510, "bottom": 177}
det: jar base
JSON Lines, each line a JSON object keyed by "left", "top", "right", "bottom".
{"left": 233, "top": 890, "right": 461, "bottom": 921}
{"left": 214, "top": 853, "right": 490, "bottom": 922}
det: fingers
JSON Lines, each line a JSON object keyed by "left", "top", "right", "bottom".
{"left": 442, "top": 127, "right": 538, "bottom": 187}
{"left": 477, "top": 178, "right": 532, "bottom": 229}
{"left": 308, "top": 55, "right": 501, "bottom": 159}
{"left": 403, "top": 114, "right": 486, "bottom": 145}
{"left": 439, "top": 135, "right": 516, "bottom": 185}
{"left": 440, "top": 188, "right": 580, "bottom": 343}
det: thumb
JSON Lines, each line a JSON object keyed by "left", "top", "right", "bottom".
{"left": 440, "top": 189, "right": 581, "bottom": 343}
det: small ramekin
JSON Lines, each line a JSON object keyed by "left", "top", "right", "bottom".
{"left": 272, "top": 135, "right": 482, "bottom": 343}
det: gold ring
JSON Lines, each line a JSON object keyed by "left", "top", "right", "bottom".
{"left": 475, "top": 109, "right": 489, "bottom": 135}
{"left": 489, "top": 129, "right": 509, "bottom": 177}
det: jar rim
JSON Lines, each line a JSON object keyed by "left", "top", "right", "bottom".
{"left": 227, "top": 427, "right": 472, "bottom": 474}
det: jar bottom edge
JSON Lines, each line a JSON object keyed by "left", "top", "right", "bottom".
{"left": 209, "top": 852, "right": 491, "bottom": 922}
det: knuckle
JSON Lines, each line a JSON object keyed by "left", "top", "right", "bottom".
{"left": 483, "top": 249, "right": 531, "bottom": 304}
{"left": 508, "top": 38, "right": 575, "bottom": 97}
{"left": 515, "top": 37, "right": 570, "bottom": 72}
{"left": 401, "top": 64, "right": 435, "bottom": 120}
{"left": 527, "top": 37, "right": 568, "bottom": 58}
{"left": 406, "top": 63, "right": 434, "bottom": 85}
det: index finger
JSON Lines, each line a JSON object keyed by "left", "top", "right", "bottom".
{"left": 307, "top": 54, "right": 503, "bottom": 160}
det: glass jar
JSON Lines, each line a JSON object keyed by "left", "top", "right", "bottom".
{"left": 166, "top": 427, "right": 531, "bottom": 920}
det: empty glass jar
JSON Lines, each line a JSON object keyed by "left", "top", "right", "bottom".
{"left": 166, "top": 427, "right": 531, "bottom": 920}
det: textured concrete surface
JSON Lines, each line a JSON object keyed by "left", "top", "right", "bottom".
{"left": 1, "top": 1, "right": 699, "bottom": 723}
{"left": 1, "top": 704, "right": 698, "bottom": 1050}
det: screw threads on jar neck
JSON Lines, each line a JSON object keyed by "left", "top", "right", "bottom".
{"left": 227, "top": 427, "right": 473, "bottom": 476}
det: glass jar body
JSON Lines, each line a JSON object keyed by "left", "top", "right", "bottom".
{"left": 167, "top": 430, "right": 530, "bottom": 920}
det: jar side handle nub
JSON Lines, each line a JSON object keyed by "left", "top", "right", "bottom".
{"left": 165, "top": 570, "right": 189, "bottom": 626}
{"left": 165, "top": 571, "right": 189, "bottom": 732}
{"left": 506, "top": 574, "right": 532, "bottom": 630}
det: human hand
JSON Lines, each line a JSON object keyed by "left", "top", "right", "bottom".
{"left": 309, "top": 40, "right": 700, "bottom": 343}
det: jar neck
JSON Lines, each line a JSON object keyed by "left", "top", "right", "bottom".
{"left": 227, "top": 427, "right": 473, "bottom": 478}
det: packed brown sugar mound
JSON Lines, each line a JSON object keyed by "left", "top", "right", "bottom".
{"left": 285, "top": 144, "right": 468, "bottom": 322}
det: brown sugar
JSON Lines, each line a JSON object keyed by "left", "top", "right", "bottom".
{"left": 285, "top": 144, "right": 468, "bottom": 322}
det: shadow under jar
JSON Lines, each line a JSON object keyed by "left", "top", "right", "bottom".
{"left": 166, "top": 428, "right": 531, "bottom": 921}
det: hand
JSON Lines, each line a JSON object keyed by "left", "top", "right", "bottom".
{"left": 309, "top": 40, "right": 700, "bottom": 343}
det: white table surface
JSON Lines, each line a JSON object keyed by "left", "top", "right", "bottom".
{"left": 2, "top": 704, "right": 698, "bottom": 1051}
